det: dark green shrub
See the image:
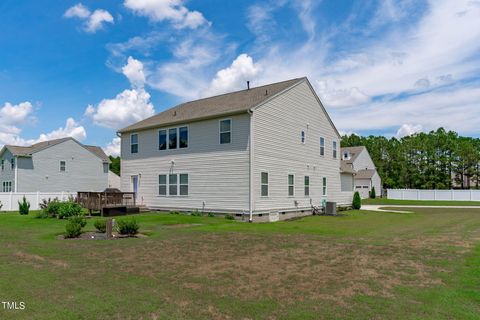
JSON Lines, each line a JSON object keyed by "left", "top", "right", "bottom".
{"left": 58, "top": 201, "right": 83, "bottom": 219}
{"left": 352, "top": 192, "right": 362, "bottom": 209}
{"left": 207, "top": 212, "right": 215, "bottom": 217}
{"left": 44, "top": 199, "right": 61, "bottom": 218}
{"left": 191, "top": 210, "right": 202, "bottom": 216}
{"left": 370, "top": 187, "right": 376, "bottom": 199}
{"left": 65, "top": 220, "right": 82, "bottom": 238}
{"left": 94, "top": 219, "right": 106, "bottom": 233}
{"left": 225, "top": 214, "right": 235, "bottom": 220}
{"left": 18, "top": 196, "right": 30, "bottom": 215}
{"left": 68, "top": 215, "right": 87, "bottom": 228}
{"left": 117, "top": 217, "right": 139, "bottom": 236}
{"left": 169, "top": 210, "right": 180, "bottom": 215}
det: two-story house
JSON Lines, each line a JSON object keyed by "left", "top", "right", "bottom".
{"left": 0, "top": 137, "right": 111, "bottom": 193}
{"left": 340, "top": 146, "right": 382, "bottom": 198}
{"left": 118, "top": 77, "right": 353, "bottom": 221}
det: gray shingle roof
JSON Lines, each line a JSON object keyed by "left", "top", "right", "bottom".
{"left": 3, "top": 138, "right": 110, "bottom": 163}
{"left": 354, "top": 169, "right": 376, "bottom": 179}
{"left": 118, "top": 77, "right": 306, "bottom": 133}
{"left": 340, "top": 146, "right": 366, "bottom": 164}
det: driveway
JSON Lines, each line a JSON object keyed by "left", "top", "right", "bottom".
{"left": 361, "top": 204, "right": 480, "bottom": 213}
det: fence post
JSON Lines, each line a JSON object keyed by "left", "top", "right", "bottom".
{"left": 434, "top": 189, "right": 437, "bottom": 200}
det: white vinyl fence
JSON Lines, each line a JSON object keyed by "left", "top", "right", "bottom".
{"left": 387, "top": 189, "right": 480, "bottom": 201}
{"left": 0, "top": 192, "right": 76, "bottom": 211}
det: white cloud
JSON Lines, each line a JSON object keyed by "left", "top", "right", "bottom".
{"left": 124, "top": 0, "right": 209, "bottom": 29}
{"left": 0, "top": 101, "right": 33, "bottom": 125}
{"left": 316, "top": 80, "right": 371, "bottom": 108}
{"left": 36, "top": 118, "right": 87, "bottom": 142}
{"left": 104, "top": 137, "right": 121, "bottom": 157}
{"left": 64, "top": 3, "right": 114, "bottom": 33}
{"left": 122, "top": 56, "right": 146, "bottom": 88}
{"left": 396, "top": 124, "right": 423, "bottom": 138}
{"left": 86, "top": 88, "right": 155, "bottom": 129}
{"left": 207, "top": 54, "right": 261, "bottom": 96}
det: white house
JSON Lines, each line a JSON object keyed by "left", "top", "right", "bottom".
{"left": 118, "top": 77, "right": 353, "bottom": 221}
{"left": 340, "top": 146, "right": 382, "bottom": 198}
{"left": 0, "top": 137, "right": 111, "bottom": 193}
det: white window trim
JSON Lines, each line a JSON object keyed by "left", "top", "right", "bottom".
{"left": 158, "top": 174, "right": 167, "bottom": 197}
{"left": 158, "top": 125, "right": 189, "bottom": 151}
{"left": 304, "top": 175, "right": 310, "bottom": 197}
{"left": 320, "top": 137, "right": 325, "bottom": 157}
{"left": 219, "top": 118, "right": 232, "bottom": 144}
{"left": 130, "top": 133, "right": 139, "bottom": 154}
{"left": 322, "top": 176, "right": 327, "bottom": 197}
{"left": 333, "top": 141, "right": 338, "bottom": 159}
{"left": 60, "top": 160, "right": 66, "bottom": 172}
{"left": 160, "top": 173, "right": 189, "bottom": 197}
{"left": 288, "top": 174, "right": 295, "bottom": 197}
{"left": 2, "top": 181, "right": 12, "bottom": 192}
{"left": 261, "top": 171, "right": 269, "bottom": 197}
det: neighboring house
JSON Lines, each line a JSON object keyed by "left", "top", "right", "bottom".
{"left": 118, "top": 77, "right": 353, "bottom": 221}
{"left": 0, "top": 137, "right": 110, "bottom": 193}
{"left": 340, "top": 146, "right": 382, "bottom": 198}
{"left": 108, "top": 171, "right": 121, "bottom": 189}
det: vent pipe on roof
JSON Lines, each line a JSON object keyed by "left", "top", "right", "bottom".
{"left": 247, "top": 81, "right": 250, "bottom": 90}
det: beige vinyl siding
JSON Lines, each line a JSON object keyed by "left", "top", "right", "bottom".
{"left": 16, "top": 139, "right": 108, "bottom": 192}
{"left": 340, "top": 173, "right": 354, "bottom": 192}
{"left": 0, "top": 150, "right": 16, "bottom": 191}
{"left": 120, "top": 113, "right": 250, "bottom": 212}
{"left": 252, "top": 80, "right": 351, "bottom": 212}
{"left": 351, "top": 149, "right": 376, "bottom": 171}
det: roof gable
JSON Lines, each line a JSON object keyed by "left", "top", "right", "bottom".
{"left": 340, "top": 146, "right": 366, "bottom": 164}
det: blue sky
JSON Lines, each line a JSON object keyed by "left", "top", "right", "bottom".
{"left": 0, "top": 0, "right": 479, "bottom": 155}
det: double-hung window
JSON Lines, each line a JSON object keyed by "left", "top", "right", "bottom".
{"left": 159, "top": 130, "right": 167, "bottom": 150}
{"left": 2, "top": 181, "right": 12, "bottom": 192}
{"left": 169, "top": 174, "right": 178, "bottom": 196}
{"left": 160, "top": 126, "right": 188, "bottom": 150}
{"left": 159, "top": 175, "right": 167, "bottom": 196}
{"left": 288, "top": 174, "right": 295, "bottom": 196}
{"left": 220, "top": 119, "right": 231, "bottom": 144}
{"left": 304, "top": 176, "right": 310, "bottom": 196}
{"left": 60, "top": 161, "right": 66, "bottom": 172}
{"left": 179, "top": 127, "right": 188, "bottom": 148}
{"left": 320, "top": 137, "right": 325, "bottom": 156}
{"left": 160, "top": 173, "right": 189, "bottom": 196}
{"left": 131, "top": 133, "right": 138, "bottom": 154}
{"left": 168, "top": 128, "right": 177, "bottom": 149}
{"left": 179, "top": 174, "right": 188, "bottom": 196}
{"left": 1, "top": 160, "right": 4, "bottom": 170}
{"left": 10, "top": 158, "right": 15, "bottom": 170}
{"left": 322, "top": 177, "right": 327, "bottom": 196}
{"left": 301, "top": 130, "right": 305, "bottom": 144}
{"left": 333, "top": 141, "right": 338, "bottom": 159}
{"left": 261, "top": 172, "right": 269, "bottom": 197}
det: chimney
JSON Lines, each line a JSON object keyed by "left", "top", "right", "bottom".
{"left": 247, "top": 81, "right": 250, "bottom": 90}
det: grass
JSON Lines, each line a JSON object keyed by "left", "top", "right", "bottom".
{"left": 363, "top": 198, "right": 480, "bottom": 206}
{"left": 1, "top": 208, "right": 480, "bottom": 319}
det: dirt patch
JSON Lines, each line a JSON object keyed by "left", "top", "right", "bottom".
{"left": 14, "top": 250, "right": 69, "bottom": 269}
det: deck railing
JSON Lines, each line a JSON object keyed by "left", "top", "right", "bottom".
{"left": 77, "top": 192, "right": 136, "bottom": 211}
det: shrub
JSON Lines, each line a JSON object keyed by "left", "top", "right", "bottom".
{"left": 116, "top": 217, "right": 139, "bottom": 236}
{"left": 64, "top": 220, "right": 82, "bottom": 238}
{"left": 191, "top": 210, "right": 202, "bottom": 216}
{"left": 44, "top": 199, "right": 61, "bottom": 218}
{"left": 35, "top": 210, "right": 49, "bottom": 219}
{"left": 370, "top": 187, "right": 376, "bottom": 199}
{"left": 58, "top": 201, "right": 83, "bottom": 219}
{"left": 169, "top": 210, "right": 180, "bottom": 215}
{"left": 69, "top": 215, "right": 87, "bottom": 228}
{"left": 0, "top": 201, "right": 3, "bottom": 211}
{"left": 207, "top": 212, "right": 215, "bottom": 217}
{"left": 94, "top": 219, "right": 107, "bottom": 233}
{"left": 18, "top": 196, "right": 30, "bottom": 215}
{"left": 352, "top": 192, "right": 362, "bottom": 210}
{"left": 225, "top": 214, "right": 235, "bottom": 220}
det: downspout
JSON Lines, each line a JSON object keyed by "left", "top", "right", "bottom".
{"left": 14, "top": 156, "right": 18, "bottom": 192}
{"left": 248, "top": 109, "right": 254, "bottom": 222}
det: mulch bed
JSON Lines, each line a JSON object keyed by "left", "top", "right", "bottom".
{"left": 57, "top": 232, "right": 148, "bottom": 240}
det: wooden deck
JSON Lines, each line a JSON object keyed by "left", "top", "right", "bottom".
{"left": 77, "top": 191, "right": 139, "bottom": 216}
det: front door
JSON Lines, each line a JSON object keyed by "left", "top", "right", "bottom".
{"left": 132, "top": 175, "right": 139, "bottom": 199}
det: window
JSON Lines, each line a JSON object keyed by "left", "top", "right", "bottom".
{"left": 1, "top": 160, "right": 3, "bottom": 170}
{"left": 60, "top": 161, "right": 66, "bottom": 172}
{"left": 10, "top": 158, "right": 15, "bottom": 170}
{"left": 160, "top": 173, "right": 189, "bottom": 196}
{"left": 288, "top": 174, "right": 295, "bottom": 196}
{"left": 159, "top": 130, "right": 167, "bottom": 150}
{"left": 320, "top": 137, "right": 325, "bottom": 156}
{"left": 220, "top": 119, "right": 231, "bottom": 144}
{"left": 304, "top": 176, "right": 310, "bottom": 196}
{"left": 169, "top": 174, "right": 178, "bottom": 196}
{"left": 179, "top": 126, "right": 188, "bottom": 148}
{"left": 131, "top": 134, "right": 138, "bottom": 154}
{"left": 169, "top": 128, "right": 177, "bottom": 149}
{"left": 158, "top": 174, "right": 167, "bottom": 196}
{"left": 301, "top": 130, "right": 305, "bottom": 144}
{"left": 322, "top": 177, "right": 327, "bottom": 196}
{"left": 2, "top": 181, "right": 12, "bottom": 192}
{"left": 261, "top": 172, "right": 269, "bottom": 197}
{"left": 333, "top": 141, "right": 337, "bottom": 159}
{"left": 179, "top": 174, "right": 188, "bottom": 195}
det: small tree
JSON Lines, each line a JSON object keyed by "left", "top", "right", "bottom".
{"left": 352, "top": 192, "right": 362, "bottom": 209}
{"left": 18, "top": 196, "right": 30, "bottom": 215}
{"left": 370, "top": 187, "right": 376, "bottom": 199}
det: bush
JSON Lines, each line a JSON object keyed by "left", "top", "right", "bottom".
{"left": 94, "top": 219, "right": 107, "bottom": 233}
{"left": 69, "top": 215, "right": 87, "bottom": 228}
{"left": 225, "top": 214, "right": 235, "bottom": 220}
{"left": 35, "top": 210, "right": 49, "bottom": 219}
{"left": 117, "top": 217, "right": 139, "bottom": 236}
{"left": 64, "top": 220, "right": 83, "bottom": 238}
{"left": 207, "top": 212, "right": 215, "bottom": 217}
{"left": 44, "top": 199, "right": 61, "bottom": 218}
{"left": 58, "top": 201, "right": 83, "bottom": 219}
{"left": 352, "top": 192, "right": 362, "bottom": 210}
{"left": 169, "top": 210, "right": 180, "bottom": 215}
{"left": 191, "top": 210, "right": 202, "bottom": 216}
{"left": 18, "top": 196, "right": 30, "bottom": 215}
{"left": 370, "top": 187, "right": 376, "bottom": 199}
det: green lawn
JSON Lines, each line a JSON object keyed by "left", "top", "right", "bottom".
{"left": 363, "top": 198, "right": 480, "bottom": 206}
{"left": 1, "top": 208, "right": 480, "bottom": 319}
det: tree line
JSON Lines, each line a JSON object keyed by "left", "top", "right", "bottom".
{"left": 341, "top": 128, "right": 480, "bottom": 190}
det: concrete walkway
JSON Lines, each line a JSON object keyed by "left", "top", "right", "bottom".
{"left": 361, "top": 204, "right": 480, "bottom": 213}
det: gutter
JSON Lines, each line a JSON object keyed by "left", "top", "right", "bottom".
{"left": 248, "top": 109, "right": 254, "bottom": 222}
